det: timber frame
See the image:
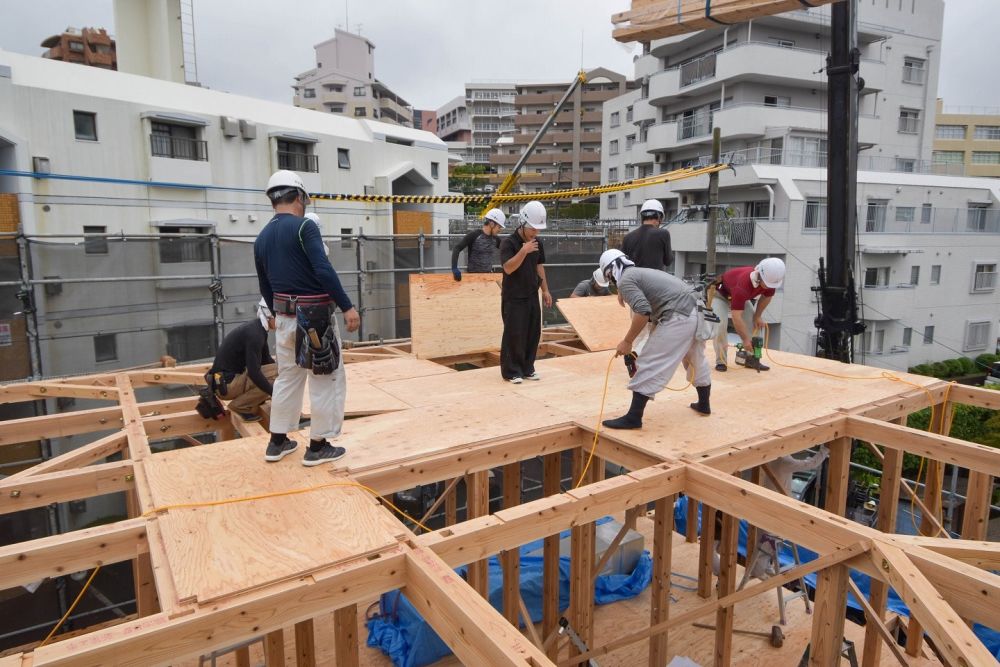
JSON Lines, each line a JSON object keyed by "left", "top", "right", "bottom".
{"left": 1, "top": 339, "right": 999, "bottom": 667}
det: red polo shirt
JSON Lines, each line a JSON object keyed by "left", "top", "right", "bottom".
{"left": 718, "top": 266, "right": 775, "bottom": 310}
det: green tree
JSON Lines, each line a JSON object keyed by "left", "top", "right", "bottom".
{"left": 448, "top": 164, "right": 489, "bottom": 216}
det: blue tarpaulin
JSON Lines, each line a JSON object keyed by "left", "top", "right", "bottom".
{"left": 367, "top": 517, "right": 652, "bottom": 667}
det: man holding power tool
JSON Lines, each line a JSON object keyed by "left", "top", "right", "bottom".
{"left": 711, "top": 258, "right": 784, "bottom": 372}
{"left": 254, "top": 170, "right": 361, "bottom": 466}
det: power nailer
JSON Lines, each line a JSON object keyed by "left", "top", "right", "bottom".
{"left": 734, "top": 336, "right": 769, "bottom": 372}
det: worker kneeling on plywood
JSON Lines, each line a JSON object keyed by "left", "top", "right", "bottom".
{"left": 595, "top": 249, "right": 712, "bottom": 429}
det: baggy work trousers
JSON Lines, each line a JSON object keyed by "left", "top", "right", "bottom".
{"left": 500, "top": 296, "right": 541, "bottom": 380}
{"left": 628, "top": 310, "right": 711, "bottom": 398}
{"left": 218, "top": 363, "right": 278, "bottom": 414}
{"left": 269, "top": 312, "right": 346, "bottom": 440}
{"left": 710, "top": 296, "right": 756, "bottom": 367}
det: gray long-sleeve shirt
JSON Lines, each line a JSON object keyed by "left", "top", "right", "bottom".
{"left": 617, "top": 266, "right": 697, "bottom": 323}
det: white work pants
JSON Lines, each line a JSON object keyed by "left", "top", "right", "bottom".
{"left": 629, "top": 310, "right": 711, "bottom": 398}
{"left": 269, "top": 313, "right": 346, "bottom": 440}
{"left": 710, "top": 296, "right": 756, "bottom": 367}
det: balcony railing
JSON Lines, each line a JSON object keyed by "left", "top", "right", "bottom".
{"left": 974, "top": 271, "right": 997, "bottom": 291}
{"left": 150, "top": 134, "right": 207, "bottom": 161}
{"left": 715, "top": 217, "right": 757, "bottom": 247}
{"left": 714, "top": 147, "right": 966, "bottom": 177}
{"left": 680, "top": 52, "right": 717, "bottom": 87}
{"left": 802, "top": 206, "right": 1000, "bottom": 235}
{"left": 277, "top": 151, "right": 319, "bottom": 173}
{"left": 677, "top": 111, "right": 713, "bottom": 140}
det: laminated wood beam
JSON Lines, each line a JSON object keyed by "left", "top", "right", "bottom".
{"left": 142, "top": 410, "right": 218, "bottom": 441}
{"left": 946, "top": 383, "right": 1000, "bottom": 410}
{"left": 334, "top": 605, "right": 359, "bottom": 666}
{"left": 0, "top": 460, "right": 133, "bottom": 515}
{"left": 891, "top": 536, "right": 1000, "bottom": 570}
{"left": 3, "top": 431, "right": 127, "bottom": 481}
{"left": 129, "top": 370, "right": 207, "bottom": 386}
{"left": 852, "top": 384, "right": 951, "bottom": 422}
{"left": 117, "top": 375, "right": 151, "bottom": 461}
{"left": 0, "top": 382, "right": 120, "bottom": 403}
{"left": 808, "top": 564, "right": 850, "bottom": 666}
{"left": 403, "top": 546, "right": 555, "bottom": 667}
{"left": 863, "top": 446, "right": 903, "bottom": 667}
{"left": 648, "top": 497, "right": 673, "bottom": 667}
{"left": 0, "top": 518, "right": 148, "bottom": 591}
{"left": 691, "top": 415, "right": 846, "bottom": 473}
{"left": 902, "top": 545, "right": 1000, "bottom": 628}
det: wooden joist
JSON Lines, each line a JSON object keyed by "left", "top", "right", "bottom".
{"left": 0, "top": 460, "right": 134, "bottom": 515}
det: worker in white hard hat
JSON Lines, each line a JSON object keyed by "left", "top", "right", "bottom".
{"left": 254, "top": 170, "right": 361, "bottom": 466}
{"left": 595, "top": 248, "right": 712, "bottom": 429}
{"left": 451, "top": 208, "right": 506, "bottom": 280}
{"left": 499, "top": 200, "right": 552, "bottom": 384}
{"left": 304, "top": 212, "right": 331, "bottom": 256}
{"left": 710, "top": 257, "right": 785, "bottom": 372}
{"left": 620, "top": 199, "right": 673, "bottom": 272}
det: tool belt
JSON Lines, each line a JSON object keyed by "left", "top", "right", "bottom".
{"left": 196, "top": 373, "right": 226, "bottom": 420}
{"left": 273, "top": 293, "right": 332, "bottom": 316}
{"left": 293, "top": 301, "right": 340, "bottom": 375}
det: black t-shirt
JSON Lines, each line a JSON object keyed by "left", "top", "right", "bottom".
{"left": 499, "top": 229, "right": 546, "bottom": 300}
{"left": 620, "top": 224, "right": 673, "bottom": 271}
{"left": 209, "top": 320, "right": 275, "bottom": 394}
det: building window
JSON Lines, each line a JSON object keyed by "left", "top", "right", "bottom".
{"left": 626, "top": 134, "right": 636, "bottom": 150}
{"left": 431, "top": 162, "right": 439, "bottom": 179}
{"left": 353, "top": 86, "right": 366, "bottom": 97}
{"left": 68, "top": 41, "right": 84, "bottom": 53}
{"left": 896, "top": 206, "right": 915, "bottom": 222}
{"left": 935, "top": 124, "right": 966, "bottom": 140}
{"left": 971, "top": 151, "right": 1000, "bottom": 165}
{"left": 902, "top": 57, "right": 926, "bottom": 84}
{"left": 964, "top": 321, "right": 992, "bottom": 352}
{"left": 974, "top": 125, "right": 1000, "bottom": 141}
{"left": 276, "top": 139, "right": 318, "bottom": 173}
{"left": 923, "top": 325, "right": 934, "bottom": 344}
{"left": 895, "top": 158, "right": 915, "bottom": 173}
{"left": 898, "top": 108, "right": 920, "bottom": 134}
{"left": 865, "top": 200, "right": 889, "bottom": 232}
{"left": 325, "top": 84, "right": 344, "bottom": 93}
{"left": 303, "top": 88, "right": 316, "bottom": 98}
{"left": 83, "top": 225, "right": 108, "bottom": 255}
{"left": 921, "top": 203, "right": 933, "bottom": 224}
{"left": 158, "top": 226, "right": 211, "bottom": 264}
{"left": 770, "top": 38, "right": 796, "bottom": 48}
{"left": 967, "top": 204, "right": 994, "bottom": 231}
{"left": 608, "top": 167, "right": 618, "bottom": 181}
{"left": 863, "top": 267, "right": 890, "bottom": 288}
{"left": 972, "top": 262, "right": 997, "bottom": 292}
{"left": 626, "top": 106, "right": 634, "bottom": 123}
{"left": 623, "top": 191, "right": 631, "bottom": 205}
{"left": 73, "top": 111, "right": 97, "bottom": 141}
{"left": 608, "top": 194, "right": 618, "bottom": 210}
{"left": 902, "top": 327, "right": 912, "bottom": 347}
{"left": 930, "top": 264, "right": 941, "bottom": 284}
{"left": 909, "top": 265, "right": 920, "bottom": 285}
{"left": 610, "top": 111, "right": 620, "bottom": 127}
{"left": 609, "top": 139, "right": 619, "bottom": 155}
{"left": 94, "top": 333, "right": 117, "bottom": 363}
{"left": 354, "top": 107, "right": 367, "bottom": 117}
{"left": 864, "top": 328, "right": 885, "bottom": 354}
{"left": 932, "top": 150, "right": 964, "bottom": 164}
{"left": 337, "top": 148, "right": 351, "bottom": 169}
{"left": 328, "top": 105, "right": 345, "bottom": 113}
{"left": 150, "top": 122, "right": 207, "bottom": 161}
{"left": 804, "top": 199, "right": 827, "bottom": 230}
{"left": 763, "top": 95, "right": 791, "bottom": 108}
{"left": 166, "top": 324, "right": 216, "bottom": 362}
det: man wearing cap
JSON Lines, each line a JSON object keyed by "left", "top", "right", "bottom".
{"left": 711, "top": 258, "right": 785, "bottom": 372}
{"left": 451, "top": 208, "right": 506, "bottom": 280}
{"left": 205, "top": 301, "right": 277, "bottom": 422}
{"left": 254, "top": 170, "right": 361, "bottom": 466}
{"left": 620, "top": 199, "right": 673, "bottom": 272}
{"left": 499, "top": 200, "right": 552, "bottom": 384}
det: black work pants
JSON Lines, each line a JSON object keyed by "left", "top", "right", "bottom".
{"left": 500, "top": 296, "right": 541, "bottom": 380}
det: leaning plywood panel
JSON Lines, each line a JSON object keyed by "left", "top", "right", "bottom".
{"left": 556, "top": 295, "right": 631, "bottom": 351}
{"left": 409, "top": 273, "right": 504, "bottom": 359}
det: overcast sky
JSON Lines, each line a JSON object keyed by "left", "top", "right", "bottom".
{"left": 0, "top": 0, "right": 997, "bottom": 110}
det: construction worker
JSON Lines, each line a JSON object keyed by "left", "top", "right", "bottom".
{"left": 595, "top": 249, "right": 711, "bottom": 429}
{"left": 620, "top": 199, "right": 673, "bottom": 271}
{"left": 499, "top": 200, "right": 552, "bottom": 384}
{"left": 570, "top": 275, "right": 611, "bottom": 298}
{"left": 205, "top": 300, "right": 278, "bottom": 421}
{"left": 451, "top": 208, "right": 505, "bottom": 280}
{"left": 711, "top": 258, "right": 784, "bottom": 372}
{"left": 254, "top": 170, "right": 361, "bottom": 466}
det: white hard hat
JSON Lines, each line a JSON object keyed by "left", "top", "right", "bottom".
{"left": 595, "top": 248, "right": 627, "bottom": 287}
{"left": 266, "top": 170, "right": 307, "bottom": 200}
{"left": 640, "top": 199, "right": 664, "bottom": 217}
{"left": 520, "top": 200, "right": 547, "bottom": 230}
{"left": 483, "top": 208, "right": 506, "bottom": 228}
{"left": 756, "top": 257, "right": 786, "bottom": 289}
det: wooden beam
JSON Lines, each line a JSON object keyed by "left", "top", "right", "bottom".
{"left": 294, "top": 618, "right": 316, "bottom": 667}
{"left": 824, "top": 436, "right": 852, "bottom": 516}
{"left": 849, "top": 579, "right": 911, "bottom": 667}
{"left": 960, "top": 472, "right": 993, "bottom": 540}
{"left": 649, "top": 496, "right": 673, "bottom": 667}
{"left": 466, "top": 470, "right": 490, "bottom": 598}
{"left": 872, "top": 542, "right": 997, "bottom": 667}
{"left": 863, "top": 446, "right": 903, "bottom": 667}
{"left": 334, "top": 605, "right": 359, "bottom": 666}
{"left": 0, "top": 382, "right": 120, "bottom": 404}
{"left": 714, "top": 512, "right": 738, "bottom": 666}
{"left": 403, "top": 546, "right": 555, "bottom": 667}
{"left": 117, "top": 375, "right": 151, "bottom": 461}
{"left": 693, "top": 415, "right": 846, "bottom": 474}
{"left": 892, "top": 536, "right": 1000, "bottom": 570}
{"left": 542, "top": 452, "right": 561, "bottom": 663}
{"left": 902, "top": 545, "right": 1000, "bottom": 628}
{"left": 502, "top": 461, "right": 522, "bottom": 627}
{"left": 697, "top": 504, "right": 716, "bottom": 598}
{"left": 946, "top": 383, "right": 1000, "bottom": 410}
{"left": 809, "top": 563, "right": 850, "bottom": 666}
{"left": 0, "top": 518, "right": 148, "bottom": 590}
{"left": 0, "top": 460, "right": 133, "bottom": 515}
{"left": 4, "top": 431, "right": 127, "bottom": 481}
{"left": 129, "top": 370, "right": 207, "bottom": 386}
{"left": 858, "top": 439, "right": 949, "bottom": 538}
{"left": 142, "top": 410, "right": 218, "bottom": 441}
{"left": 569, "top": 449, "right": 596, "bottom": 659}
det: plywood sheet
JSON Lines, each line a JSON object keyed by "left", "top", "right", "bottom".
{"left": 556, "top": 295, "right": 631, "bottom": 351}
{"left": 409, "top": 273, "right": 504, "bottom": 359}
{"left": 144, "top": 438, "right": 403, "bottom": 604}
{"left": 346, "top": 357, "right": 455, "bottom": 384}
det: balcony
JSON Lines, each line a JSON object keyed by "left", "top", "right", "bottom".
{"left": 802, "top": 206, "right": 1000, "bottom": 235}
{"left": 277, "top": 151, "right": 318, "bottom": 173}
{"left": 632, "top": 99, "right": 657, "bottom": 125}
{"left": 668, "top": 218, "right": 790, "bottom": 254}
{"left": 858, "top": 285, "right": 915, "bottom": 320}
{"left": 151, "top": 134, "right": 207, "bottom": 161}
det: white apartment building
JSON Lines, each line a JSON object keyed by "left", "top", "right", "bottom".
{"left": 600, "top": 1, "right": 1000, "bottom": 370}
{"left": 435, "top": 95, "right": 474, "bottom": 165}
{"left": 0, "top": 48, "right": 457, "bottom": 380}
{"left": 434, "top": 84, "right": 516, "bottom": 168}
{"left": 293, "top": 29, "right": 413, "bottom": 127}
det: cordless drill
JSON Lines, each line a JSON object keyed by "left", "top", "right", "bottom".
{"left": 735, "top": 336, "right": 768, "bottom": 372}
{"left": 623, "top": 352, "right": 638, "bottom": 378}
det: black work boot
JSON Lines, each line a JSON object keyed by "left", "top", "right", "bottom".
{"left": 689, "top": 385, "right": 711, "bottom": 416}
{"left": 603, "top": 392, "right": 650, "bottom": 430}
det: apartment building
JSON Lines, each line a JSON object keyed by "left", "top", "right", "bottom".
{"left": 601, "top": 1, "right": 1000, "bottom": 369}
{"left": 492, "top": 69, "right": 635, "bottom": 205}
{"left": 40, "top": 26, "right": 117, "bottom": 70}
{"left": 933, "top": 99, "right": 1000, "bottom": 178}
{"left": 292, "top": 29, "right": 413, "bottom": 127}
{"left": 435, "top": 95, "right": 475, "bottom": 165}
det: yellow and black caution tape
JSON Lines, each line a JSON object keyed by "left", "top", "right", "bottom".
{"left": 309, "top": 162, "right": 731, "bottom": 205}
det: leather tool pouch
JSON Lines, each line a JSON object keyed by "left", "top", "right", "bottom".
{"left": 294, "top": 303, "right": 340, "bottom": 375}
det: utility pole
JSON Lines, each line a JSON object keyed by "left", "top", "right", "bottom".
{"left": 706, "top": 126, "right": 721, "bottom": 275}
{"left": 815, "top": 0, "right": 865, "bottom": 362}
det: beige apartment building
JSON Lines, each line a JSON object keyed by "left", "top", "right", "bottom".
{"left": 41, "top": 27, "right": 117, "bottom": 70}
{"left": 490, "top": 68, "right": 636, "bottom": 199}
{"left": 933, "top": 99, "right": 1000, "bottom": 178}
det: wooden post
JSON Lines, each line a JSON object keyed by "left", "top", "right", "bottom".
{"left": 542, "top": 452, "right": 561, "bottom": 661}
{"left": 265, "top": 630, "right": 285, "bottom": 666}
{"left": 445, "top": 476, "right": 458, "bottom": 527}
{"left": 235, "top": 646, "right": 251, "bottom": 667}
{"left": 126, "top": 488, "right": 159, "bottom": 617}
{"left": 569, "top": 448, "right": 596, "bottom": 659}
{"left": 745, "top": 468, "right": 762, "bottom": 568}
{"left": 466, "top": 471, "right": 490, "bottom": 598}
{"left": 294, "top": 619, "right": 316, "bottom": 667}
{"left": 334, "top": 605, "right": 359, "bottom": 666}
{"left": 809, "top": 565, "right": 849, "bottom": 666}
{"left": 861, "top": 447, "right": 902, "bottom": 667}
{"left": 649, "top": 496, "right": 674, "bottom": 667}
{"left": 961, "top": 472, "right": 993, "bottom": 540}
{"left": 685, "top": 496, "right": 699, "bottom": 542}
{"left": 697, "top": 504, "right": 717, "bottom": 598}
{"left": 501, "top": 461, "right": 522, "bottom": 627}
{"left": 824, "top": 436, "right": 852, "bottom": 516}
{"left": 713, "top": 512, "right": 738, "bottom": 666}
